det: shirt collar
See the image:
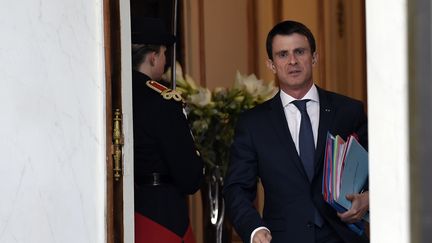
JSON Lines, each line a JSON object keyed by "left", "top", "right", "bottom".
{"left": 280, "top": 84, "right": 319, "bottom": 107}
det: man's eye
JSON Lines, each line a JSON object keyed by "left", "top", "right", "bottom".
{"left": 278, "top": 52, "right": 288, "bottom": 58}
{"left": 295, "top": 49, "right": 305, "bottom": 55}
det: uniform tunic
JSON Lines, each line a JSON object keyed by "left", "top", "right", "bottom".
{"left": 132, "top": 70, "right": 203, "bottom": 242}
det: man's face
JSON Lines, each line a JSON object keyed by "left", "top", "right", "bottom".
{"left": 153, "top": 45, "right": 167, "bottom": 80}
{"left": 268, "top": 33, "right": 317, "bottom": 97}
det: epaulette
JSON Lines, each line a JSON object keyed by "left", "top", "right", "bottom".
{"left": 146, "top": 80, "right": 183, "bottom": 102}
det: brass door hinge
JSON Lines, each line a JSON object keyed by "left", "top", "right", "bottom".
{"left": 112, "top": 109, "right": 124, "bottom": 181}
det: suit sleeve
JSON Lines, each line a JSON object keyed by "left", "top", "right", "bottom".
{"left": 354, "top": 102, "right": 368, "bottom": 150}
{"left": 354, "top": 101, "right": 368, "bottom": 191}
{"left": 223, "top": 114, "right": 265, "bottom": 242}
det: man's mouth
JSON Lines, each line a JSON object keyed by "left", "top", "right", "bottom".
{"left": 288, "top": 70, "right": 301, "bottom": 75}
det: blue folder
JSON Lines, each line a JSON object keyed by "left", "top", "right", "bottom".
{"left": 322, "top": 133, "right": 369, "bottom": 235}
{"left": 335, "top": 137, "right": 369, "bottom": 222}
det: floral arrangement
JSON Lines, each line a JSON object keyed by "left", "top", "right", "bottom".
{"left": 164, "top": 64, "right": 278, "bottom": 177}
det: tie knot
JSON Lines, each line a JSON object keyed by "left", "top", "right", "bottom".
{"left": 291, "top": 99, "right": 310, "bottom": 112}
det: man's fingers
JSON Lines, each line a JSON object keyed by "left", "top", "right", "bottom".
{"left": 265, "top": 231, "right": 272, "bottom": 242}
{"left": 253, "top": 230, "right": 272, "bottom": 243}
{"left": 345, "top": 193, "right": 355, "bottom": 201}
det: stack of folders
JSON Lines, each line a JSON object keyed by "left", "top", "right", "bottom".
{"left": 322, "top": 132, "right": 369, "bottom": 235}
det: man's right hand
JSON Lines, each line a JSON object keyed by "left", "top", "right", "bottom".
{"left": 252, "top": 229, "right": 272, "bottom": 243}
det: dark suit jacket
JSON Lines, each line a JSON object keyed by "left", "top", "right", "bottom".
{"left": 132, "top": 70, "right": 203, "bottom": 236}
{"left": 224, "top": 86, "right": 368, "bottom": 243}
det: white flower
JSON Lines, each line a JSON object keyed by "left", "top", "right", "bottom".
{"left": 190, "top": 87, "right": 212, "bottom": 107}
{"left": 163, "top": 62, "right": 184, "bottom": 81}
{"left": 234, "top": 71, "right": 277, "bottom": 100}
{"left": 185, "top": 74, "right": 198, "bottom": 91}
{"left": 259, "top": 80, "right": 279, "bottom": 101}
{"left": 213, "top": 87, "right": 226, "bottom": 94}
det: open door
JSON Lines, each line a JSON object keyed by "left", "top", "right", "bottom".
{"left": 104, "top": 0, "right": 134, "bottom": 242}
{"left": 105, "top": 0, "right": 182, "bottom": 242}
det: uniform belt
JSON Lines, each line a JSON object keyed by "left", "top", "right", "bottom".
{"left": 136, "top": 173, "right": 172, "bottom": 186}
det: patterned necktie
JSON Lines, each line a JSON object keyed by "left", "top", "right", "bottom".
{"left": 292, "top": 99, "right": 315, "bottom": 181}
{"left": 292, "top": 99, "right": 324, "bottom": 227}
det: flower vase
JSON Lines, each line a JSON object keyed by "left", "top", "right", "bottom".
{"left": 202, "top": 165, "right": 232, "bottom": 243}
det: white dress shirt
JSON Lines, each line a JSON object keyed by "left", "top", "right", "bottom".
{"left": 250, "top": 84, "right": 320, "bottom": 243}
{"left": 280, "top": 84, "right": 320, "bottom": 151}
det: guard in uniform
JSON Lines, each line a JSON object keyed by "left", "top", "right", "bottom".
{"left": 131, "top": 17, "right": 204, "bottom": 243}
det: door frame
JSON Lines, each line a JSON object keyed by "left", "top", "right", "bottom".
{"left": 104, "top": 0, "right": 134, "bottom": 242}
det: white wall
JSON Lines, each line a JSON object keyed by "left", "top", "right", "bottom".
{"left": 366, "top": 0, "right": 410, "bottom": 242}
{"left": 0, "top": 0, "right": 106, "bottom": 242}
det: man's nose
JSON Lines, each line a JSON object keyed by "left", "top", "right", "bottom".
{"left": 288, "top": 53, "right": 298, "bottom": 64}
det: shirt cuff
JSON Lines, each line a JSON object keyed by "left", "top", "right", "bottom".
{"left": 250, "top": 226, "right": 270, "bottom": 243}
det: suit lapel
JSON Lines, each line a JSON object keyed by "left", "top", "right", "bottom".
{"left": 268, "top": 92, "right": 310, "bottom": 181}
{"left": 314, "top": 87, "right": 335, "bottom": 175}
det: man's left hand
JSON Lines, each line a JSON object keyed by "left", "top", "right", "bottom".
{"left": 337, "top": 191, "right": 369, "bottom": 223}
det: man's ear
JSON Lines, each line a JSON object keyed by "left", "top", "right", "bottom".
{"left": 266, "top": 59, "right": 276, "bottom": 73}
{"left": 312, "top": 52, "right": 318, "bottom": 65}
{"left": 147, "top": 52, "right": 156, "bottom": 66}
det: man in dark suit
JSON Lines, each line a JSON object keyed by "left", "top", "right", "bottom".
{"left": 224, "top": 20, "right": 369, "bottom": 243}
{"left": 131, "top": 17, "right": 203, "bottom": 243}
